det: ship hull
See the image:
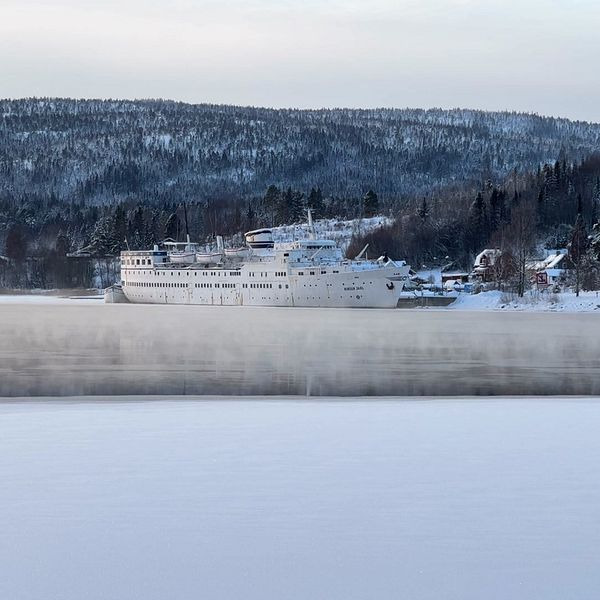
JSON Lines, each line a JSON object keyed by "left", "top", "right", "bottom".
{"left": 120, "top": 264, "right": 409, "bottom": 308}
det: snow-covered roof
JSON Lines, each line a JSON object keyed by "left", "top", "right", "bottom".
{"left": 473, "top": 249, "right": 501, "bottom": 268}
{"left": 528, "top": 253, "right": 568, "bottom": 271}
{"left": 443, "top": 279, "right": 463, "bottom": 288}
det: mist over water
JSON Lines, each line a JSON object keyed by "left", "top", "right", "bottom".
{"left": 1, "top": 303, "right": 599, "bottom": 397}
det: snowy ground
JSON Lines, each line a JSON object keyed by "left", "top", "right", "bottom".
{"left": 0, "top": 294, "right": 103, "bottom": 305}
{"left": 3, "top": 288, "right": 599, "bottom": 312}
{"left": 2, "top": 396, "right": 600, "bottom": 600}
{"left": 450, "top": 290, "right": 600, "bottom": 312}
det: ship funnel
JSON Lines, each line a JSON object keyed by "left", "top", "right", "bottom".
{"left": 244, "top": 229, "right": 274, "bottom": 250}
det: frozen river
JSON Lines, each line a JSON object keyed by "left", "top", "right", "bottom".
{"left": 0, "top": 302, "right": 599, "bottom": 396}
{"left": 2, "top": 397, "right": 600, "bottom": 600}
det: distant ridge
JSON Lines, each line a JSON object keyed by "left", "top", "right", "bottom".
{"left": 2, "top": 98, "right": 600, "bottom": 205}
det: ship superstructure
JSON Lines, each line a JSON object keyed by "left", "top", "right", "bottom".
{"left": 113, "top": 221, "right": 410, "bottom": 308}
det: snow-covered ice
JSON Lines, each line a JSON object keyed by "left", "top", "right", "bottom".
{"left": 1, "top": 397, "right": 600, "bottom": 600}
{"left": 0, "top": 294, "right": 103, "bottom": 305}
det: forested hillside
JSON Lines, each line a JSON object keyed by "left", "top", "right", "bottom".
{"left": 2, "top": 98, "right": 600, "bottom": 205}
{"left": 2, "top": 98, "right": 600, "bottom": 288}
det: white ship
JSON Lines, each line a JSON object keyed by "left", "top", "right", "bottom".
{"left": 108, "top": 216, "right": 410, "bottom": 308}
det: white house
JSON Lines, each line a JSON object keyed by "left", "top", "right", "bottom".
{"left": 471, "top": 249, "right": 501, "bottom": 282}
{"left": 527, "top": 249, "right": 571, "bottom": 287}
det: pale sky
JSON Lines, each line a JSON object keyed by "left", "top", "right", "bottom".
{"left": 2, "top": 0, "right": 599, "bottom": 122}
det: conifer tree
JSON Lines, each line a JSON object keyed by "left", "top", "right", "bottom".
{"left": 536, "top": 187, "right": 546, "bottom": 228}
{"left": 464, "top": 192, "right": 488, "bottom": 253}
{"left": 4, "top": 225, "right": 27, "bottom": 261}
{"left": 417, "top": 198, "right": 430, "bottom": 222}
{"left": 307, "top": 187, "right": 324, "bottom": 215}
{"left": 569, "top": 194, "right": 589, "bottom": 297}
{"left": 363, "top": 190, "right": 379, "bottom": 218}
{"left": 262, "top": 185, "right": 281, "bottom": 226}
{"left": 591, "top": 176, "right": 600, "bottom": 226}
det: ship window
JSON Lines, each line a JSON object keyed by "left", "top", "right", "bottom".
{"left": 310, "top": 271, "right": 315, "bottom": 275}
{"left": 298, "top": 272, "right": 304, "bottom": 276}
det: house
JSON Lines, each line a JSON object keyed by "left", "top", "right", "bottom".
{"left": 526, "top": 249, "right": 571, "bottom": 287}
{"left": 442, "top": 272, "right": 470, "bottom": 291}
{"left": 441, "top": 272, "right": 469, "bottom": 285}
{"left": 471, "top": 249, "right": 501, "bottom": 282}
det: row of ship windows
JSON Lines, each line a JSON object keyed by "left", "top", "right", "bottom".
{"left": 128, "top": 282, "right": 187, "bottom": 288}
{"left": 125, "top": 258, "right": 152, "bottom": 266}
{"left": 128, "top": 282, "right": 235, "bottom": 289}
{"left": 297, "top": 270, "right": 339, "bottom": 276}
{"left": 126, "top": 281, "right": 289, "bottom": 290}
{"left": 123, "top": 266, "right": 343, "bottom": 277}
{"left": 125, "top": 269, "right": 247, "bottom": 277}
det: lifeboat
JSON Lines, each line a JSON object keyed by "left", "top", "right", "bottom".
{"left": 169, "top": 250, "right": 197, "bottom": 264}
{"left": 196, "top": 251, "right": 223, "bottom": 265}
{"left": 224, "top": 247, "right": 250, "bottom": 260}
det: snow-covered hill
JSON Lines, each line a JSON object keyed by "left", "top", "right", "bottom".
{"left": 271, "top": 216, "right": 390, "bottom": 252}
{"left": 2, "top": 98, "right": 600, "bottom": 205}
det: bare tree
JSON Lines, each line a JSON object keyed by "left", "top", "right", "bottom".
{"left": 501, "top": 203, "right": 537, "bottom": 296}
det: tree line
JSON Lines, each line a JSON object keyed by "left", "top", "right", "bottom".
{"left": 347, "top": 154, "right": 600, "bottom": 294}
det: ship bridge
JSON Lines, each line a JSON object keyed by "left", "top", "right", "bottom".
{"left": 275, "top": 239, "right": 342, "bottom": 265}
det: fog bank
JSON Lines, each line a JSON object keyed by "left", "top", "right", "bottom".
{"left": 1, "top": 304, "right": 599, "bottom": 397}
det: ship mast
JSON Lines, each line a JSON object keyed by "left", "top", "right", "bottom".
{"left": 183, "top": 201, "right": 190, "bottom": 245}
{"left": 307, "top": 208, "right": 316, "bottom": 240}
